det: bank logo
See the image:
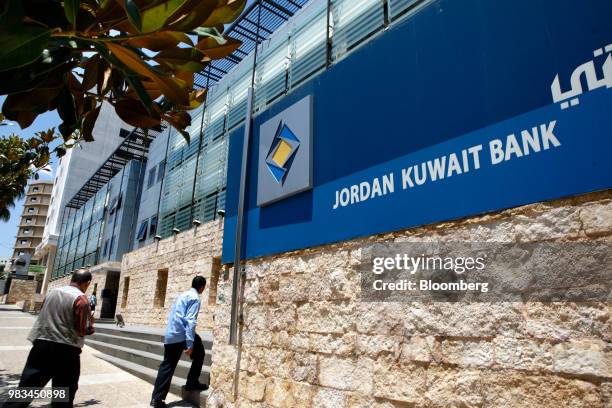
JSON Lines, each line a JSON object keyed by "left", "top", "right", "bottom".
{"left": 551, "top": 43, "right": 612, "bottom": 109}
{"left": 257, "top": 95, "right": 313, "bottom": 207}
{"left": 265, "top": 122, "right": 300, "bottom": 185}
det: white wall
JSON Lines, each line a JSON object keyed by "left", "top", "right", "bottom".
{"left": 43, "top": 103, "right": 133, "bottom": 241}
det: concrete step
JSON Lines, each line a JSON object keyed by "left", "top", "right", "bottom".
{"left": 85, "top": 338, "right": 210, "bottom": 385}
{"left": 93, "top": 352, "right": 208, "bottom": 406}
{"left": 88, "top": 332, "right": 212, "bottom": 366}
{"left": 93, "top": 324, "right": 214, "bottom": 349}
{"left": 94, "top": 325, "right": 165, "bottom": 343}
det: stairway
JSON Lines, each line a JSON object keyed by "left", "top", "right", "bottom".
{"left": 86, "top": 323, "right": 212, "bottom": 406}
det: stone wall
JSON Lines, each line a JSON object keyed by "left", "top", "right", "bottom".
{"left": 207, "top": 190, "right": 612, "bottom": 408}
{"left": 6, "top": 278, "right": 36, "bottom": 310}
{"left": 117, "top": 219, "right": 224, "bottom": 330}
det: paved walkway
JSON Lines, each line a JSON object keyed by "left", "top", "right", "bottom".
{"left": 0, "top": 305, "right": 192, "bottom": 407}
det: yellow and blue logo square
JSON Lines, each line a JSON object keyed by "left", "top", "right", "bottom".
{"left": 257, "top": 95, "right": 313, "bottom": 207}
{"left": 265, "top": 122, "right": 301, "bottom": 185}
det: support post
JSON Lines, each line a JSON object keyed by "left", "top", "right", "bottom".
{"left": 229, "top": 86, "right": 254, "bottom": 346}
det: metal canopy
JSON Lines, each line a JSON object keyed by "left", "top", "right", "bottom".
{"left": 194, "top": 0, "right": 310, "bottom": 88}
{"left": 65, "top": 126, "right": 165, "bottom": 210}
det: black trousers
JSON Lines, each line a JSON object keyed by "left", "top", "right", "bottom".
{"left": 4, "top": 339, "right": 81, "bottom": 408}
{"left": 151, "top": 333, "right": 205, "bottom": 401}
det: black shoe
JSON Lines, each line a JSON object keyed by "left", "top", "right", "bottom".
{"left": 184, "top": 383, "right": 209, "bottom": 392}
{"left": 150, "top": 399, "right": 167, "bottom": 408}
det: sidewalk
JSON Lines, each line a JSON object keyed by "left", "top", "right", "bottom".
{"left": 0, "top": 305, "right": 192, "bottom": 408}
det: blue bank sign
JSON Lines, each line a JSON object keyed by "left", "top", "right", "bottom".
{"left": 222, "top": 0, "right": 612, "bottom": 263}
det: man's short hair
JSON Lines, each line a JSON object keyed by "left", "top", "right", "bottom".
{"left": 192, "top": 276, "right": 206, "bottom": 291}
{"left": 71, "top": 269, "right": 92, "bottom": 284}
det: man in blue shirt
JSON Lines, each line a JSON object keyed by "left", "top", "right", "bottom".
{"left": 151, "top": 276, "right": 207, "bottom": 408}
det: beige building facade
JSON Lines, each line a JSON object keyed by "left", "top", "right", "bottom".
{"left": 47, "top": 190, "right": 612, "bottom": 407}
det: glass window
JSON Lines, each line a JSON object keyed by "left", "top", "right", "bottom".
{"left": 108, "top": 193, "right": 122, "bottom": 216}
{"left": 157, "top": 161, "right": 165, "bottom": 183}
{"left": 149, "top": 216, "right": 158, "bottom": 237}
{"left": 33, "top": 187, "right": 39, "bottom": 192}
{"left": 25, "top": 218, "right": 32, "bottom": 224}
{"left": 23, "top": 228, "right": 31, "bottom": 234}
{"left": 30, "top": 197, "right": 38, "bottom": 202}
{"left": 148, "top": 167, "right": 156, "bottom": 188}
{"left": 137, "top": 220, "right": 148, "bottom": 241}
{"left": 27, "top": 208, "right": 34, "bottom": 213}
{"left": 102, "top": 240, "right": 109, "bottom": 256}
{"left": 20, "top": 240, "right": 27, "bottom": 245}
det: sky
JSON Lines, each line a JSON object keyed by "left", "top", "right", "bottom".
{"left": 0, "top": 96, "right": 62, "bottom": 257}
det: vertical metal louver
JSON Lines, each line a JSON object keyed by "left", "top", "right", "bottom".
{"left": 227, "top": 61, "right": 254, "bottom": 131}
{"left": 330, "top": 0, "right": 385, "bottom": 61}
{"left": 158, "top": 108, "right": 205, "bottom": 237}
{"left": 254, "top": 33, "right": 290, "bottom": 112}
{"left": 204, "top": 87, "right": 229, "bottom": 140}
{"left": 193, "top": 135, "right": 228, "bottom": 223}
{"left": 158, "top": 128, "right": 186, "bottom": 237}
{"left": 289, "top": 0, "right": 328, "bottom": 88}
{"left": 388, "top": 0, "right": 426, "bottom": 21}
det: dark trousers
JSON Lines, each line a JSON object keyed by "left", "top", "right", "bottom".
{"left": 151, "top": 334, "right": 204, "bottom": 402}
{"left": 4, "top": 339, "right": 81, "bottom": 408}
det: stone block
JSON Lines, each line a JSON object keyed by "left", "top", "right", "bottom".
{"left": 400, "top": 336, "right": 436, "bottom": 363}
{"left": 264, "top": 378, "right": 313, "bottom": 408}
{"left": 355, "top": 334, "right": 399, "bottom": 358}
{"left": 297, "top": 301, "right": 354, "bottom": 334}
{"left": 552, "top": 339, "right": 611, "bottom": 378}
{"left": 308, "top": 333, "right": 355, "bottom": 356}
{"left": 440, "top": 339, "right": 493, "bottom": 368}
{"left": 580, "top": 200, "right": 612, "bottom": 236}
{"left": 524, "top": 303, "right": 610, "bottom": 341}
{"left": 355, "top": 303, "right": 405, "bottom": 336}
{"left": 240, "top": 372, "right": 266, "bottom": 402}
{"left": 256, "top": 348, "right": 293, "bottom": 379}
{"left": 493, "top": 337, "right": 553, "bottom": 371}
{"left": 372, "top": 357, "right": 426, "bottom": 404}
{"left": 290, "top": 352, "right": 318, "bottom": 383}
{"left": 318, "top": 356, "right": 374, "bottom": 394}
{"left": 312, "top": 388, "right": 348, "bottom": 408}
{"left": 267, "top": 303, "right": 297, "bottom": 332}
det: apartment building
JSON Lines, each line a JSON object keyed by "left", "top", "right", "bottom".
{"left": 10, "top": 180, "right": 54, "bottom": 274}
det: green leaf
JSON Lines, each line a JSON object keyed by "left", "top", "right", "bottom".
{"left": 190, "top": 27, "right": 226, "bottom": 44}
{"left": 54, "top": 145, "right": 67, "bottom": 158}
{"left": 125, "top": 31, "right": 192, "bottom": 51}
{"left": 106, "top": 43, "right": 189, "bottom": 106}
{"left": 123, "top": 0, "right": 142, "bottom": 32}
{"left": 81, "top": 105, "right": 100, "bottom": 142}
{"left": 154, "top": 47, "right": 209, "bottom": 72}
{"left": 124, "top": 74, "right": 154, "bottom": 114}
{"left": 196, "top": 36, "right": 240, "bottom": 60}
{"left": 0, "top": 28, "right": 52, "bottom": 72}
{"left": 114, "top": 99, "right": 161, "bottom": 128}
{"left": 167, "top": 0, "right": 216, "bottom": 32}
{"left": 0, "top": 0, "right": 24, "bottom": 30}
{"left": 64, "top": 0, "right": 80, "bottom": 29}
{"left": 202, "top": 0, "right": 247, "bottom": 27}
{"left": 140, "top": 0, "right": 189, "bottom": 33}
